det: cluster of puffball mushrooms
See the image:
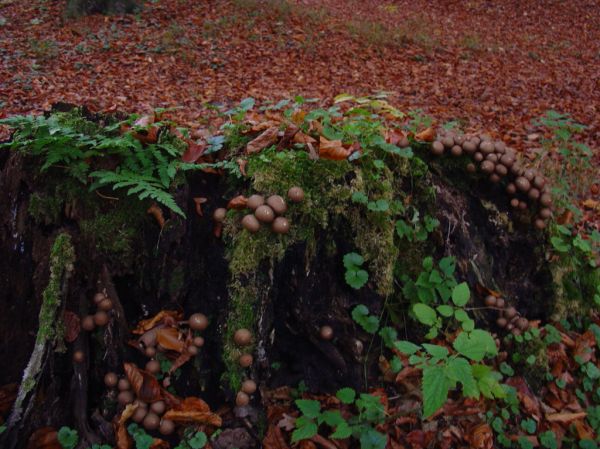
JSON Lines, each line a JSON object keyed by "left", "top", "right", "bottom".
{"left": 484, "top": 295, "right": 530, "bottom": 336}
{"left": 232, "top": 328, "right": 258, "bottom": 407}
{"left": 213, "top": 187, "right": 305, "bottom": 234}
{"left": 73, "top": 291, "right": 114, "bottom": 363}
{"left": 430, "top": 131, "right": 553, "bottom": 229}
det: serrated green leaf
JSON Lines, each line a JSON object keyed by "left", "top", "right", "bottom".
{"left": 378, "top": 326, "right": 398, "bottom": 349}
{"left": 422, "top": 365, "right": 450, "bottom": 418}
{"left": 413, "top": 303, "right": 437, "bottom": 326}
{"left": 453, "top": 330, "right": 498, "bottom": 361}
{"left": 452, "top": 282, "right": 470, "bottom": 306}
{"left": 336, "top": 387, "right": 356, "bottom": 404}
{"left": 330, "top": 421, "right": 352, "bottom": 439}
{"left": 395, "top": 340, "right": 420, "bottom": 355}
{"left": 295, "top": 399, "right": 321, "bottom": 418}
{"left": 422, "top": 344, "right": 449, "bottom": 359}
{"left": 445, "top": 357, "right": 479, "bottom": 398}
{"left": 291, "top": 420, "right": 318, "bottom": 443}
{"left": 359, "top": 429, "right": 387, "bottom": 449}
{"left": 321, "top": 410, "right": 345, "bottom": 427}
{"left": 437, "top": 305, "right": 454, "bottom": 317}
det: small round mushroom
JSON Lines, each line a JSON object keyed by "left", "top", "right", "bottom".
{"left": 454, "top": 135, "right": 465, "bottom": 145}
{"left": 255, "top": 205, "right": 275, "bottom": 223}
{"left": 81, "top": 315, "right": 95, "bottom": 332}
{"left": 118, "top": 378, "right": 131, "bottom": 391}
{"left": 489, "top": 174, "right": 501, "bottom": 183}
{"left": 236, "top": 391, "right": 250, "bottom": 407}
{"left": 500, "top": 154, "right": 514, "bottom": 167}
{"left": 234, "top": 329, "right": 252, "bottom": 346}
{"left": 159, "top": 419, "right": 175, "bottom": 436}
{"left": 241, "top": 379, "right": 257, "bottom": 395}
{"left": 146, "top": 360, "right": 160, "bottom": 374}
{"left": 496, "top": 318, "right": 508, "bottom": 328}
{"left": 140, "top": 330, "right": 157, "bottom": 348}
{"left": 145, "top": 346, "right": 157, "bottom": 358}
{"left": 539, "top": 208, "right": 552, "bottom": 219}
{"left": 132, "top": 407, "right": 148, "bottom": 423}
{"left": 485, "top": 153, "right": 498, "bottom": 163}
{"left": 247, "top": 195, "right": 265, "bottom": 211}
{"left": 189, "top": 313, "right": 209, "bottom": 331}
{"left": 505, "top": 307, "right": 517, "bottom": 319}
{"left": 494, "top": 141, "right": 506, "bottom": 153}
{"left": 528, "top": 188, "right": 540, "bottom": 201}
{"left": 320, "top": 325, "right": 334, "bottom": 340}
{"left": 187, "top": 345, "right": 199, "bottom": 356}
{"left": 480, "top": 160, "right": 495, "bottom": 174}
{"left": 462, "top": 141, "right": 477, "bottom": 153}
{"left": 450, "top": 145, "right": 463, "bottom": 157}
{"left": 474, "top": 152, "right": 484, "bottom": 162}
{"left": 213, "top": 208, "right": 227, "bottom": 223}
{"left": 495, "top": 164, "right": 508, "bottom": 176}
{"left": 479, "top": 141, "right": 495, "bottom": 154}
{"left": 93, "top": 292, "right": 106, "bottom": 304}
{"left": 431, "top": 141, "right": 445, "bottom": 156}
{"left": 471, "top": 136, "right": 481, "bottom": 146}
{"left": 143, "top": 413, "right": 160, "bottom": 431}
{"left": 511, "top": 328, "right": 522, "bottom": 336}
{"left": 484, "top": 295, "right": 497, "bottom": 307}
{"left": 93, "top": 311, "right": 109, "bottom": 327}
{"left": 496, "top": 298, "right": 505, "bottom": 308}
{"left": 523, "top": 169, "right": 536, "bottom": 181}
{"left": 441, "top": 136, "right": 454, "bottom": 148}
{"left": 193, "top": 336, "right": 205, "bottom": 347}
{"left": 533, "top": 176, "right": 545, "bottom": 189}
{"left": 506, "top": 183, "right": 517, "bottom": 195}
{"left": 150, "top": 400, "right": 166, "bottom": 415}
{"left": 118, "top": 391, "right": 134, "bottom": 406}
{"left": 73, "top": 350, "right": 85, "bottom": 363}
{"left": 98, "top": 298, "right": 113, "bottom": 312}
{"left": 239, "top": 354, "right": 253, "bottom": 368}
{"left": 540, "top": 193, "right": 552, "bottom": 207}
{"left": 104, "top": 372, "right": 119, "bottom": 388}
{"left": 272, "top": 217, "right": 290, "bottom": 234}
{"left": 466, "top": 163, "right": 476, "bottom": 173}
{"left": 515, "top": 177, "right": 531, "bottom": 192}
{"left": 266, "top": 195, "right": 287, "bottom": 215}
{"left": 510, "top": 198, "right": 520, "bottom": 208}
{"left": 287, "top": 187, "right": 305, "bottom": 203}
{"left": 516, "top": 318, "right": 529, "bottom": 331}
{"left": 518, "top": 201, "right": 528, "bottom": 210}
{"left": 241, "top": 214, "right": 260, "bottom": 233}
{"left": 534, "top": 219, "right": 546, "bottom": 230}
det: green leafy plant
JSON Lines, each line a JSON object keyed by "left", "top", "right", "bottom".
{"left": 292, "top": 388, "right": 387, "bottom": 449}
{"left": 127, "top": 423, "right": 153, "bottom": 449}
{"left": 343, "top": 253, "right": 369, "bottom": 289}
{"left": 174, "top": 429, "right": 208, "bottom": 449}
{"left": 401, "top": 256, "right": 458, "bottom": 306}
{"left": 351, "top": 305, "right": 380, "bottom": 334}
{"left": 57, "top": 426, "right": 78, "bottom": 449}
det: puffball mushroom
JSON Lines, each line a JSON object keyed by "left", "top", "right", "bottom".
{"left": 540, "top": 193, "right": 552, "bottom": 207}
{"left": 73, "top": 350, "right": 85, "bottom": 363}
{"left": 93, "top": 311, "right": 109, "bottom": 327}
{"left": 534, "top": 219, "right": 546, "bottom": 230}
{"left": 431, "top": 141, "right": 444, "bottom": 155}
{"left": 213, "top": 208, "right": 227, "bottom": 223}
{"left": 118, "top": 391, "right": 134, "bottom": 405}
{"left": 505, "top": 307, "right": 517, "bottom": 319}
{"left": 193, "top": 336, "right": 205, "bottom": 347}
{"left": 441, "top": 136, "right": 454, "bottom": 148}
{"left": 473, "top": 152, "right": 484, "bottom": 162}
{"left": 450, "top": 145, "right": 463, "bottom": 157}
{"left": 143, "top": 413, "right": 160, "bottom": 431}
{"left": 236, "top": 391, "right": 250, "bottom": 407}
{"left": 266, "top": 195, "right": 287, "bottom": 215}
{"left": 81, "top": 315, "right": 95, "bottom": 331}
{"left": 272, "top": 217, "right": 290, "bottom": 234}
{"left": 118, "top": 378, "right": 131, "bottom": 391}
{"left": 187, "top": 345, "right": 199, "bottom": 356}
{"left": 98, "top": 298, "right": 113, "bottom": 312}
{"left": 241, "top": 379, "right": 257, "bottom": 394}
{"left": 515, "top": 177, "right": 531, "bottom": 192}
{"left": 287, "top": 187, "right": 305, "bottom": 203}
{"left": 247, "top": 194, "right": 265, "bottom": 211}
{"left": 533, "top": 176, "right": 545, "bottom": 189}
{"left": 320, "top": 325, "right": 334, "bottom": 340}
{"left": 241, "top": 214, "right": 260, "bottom": 233}
{"left": 146, "top": 360, "right": 160, "bottom": 374}
{"left": 462, "top": 141, "right": 477, "bottom": 153}
{"left": 239, "top": 354, "right": 253, "bottom": 368}
{"left": 150, "top": 400, "right": 166, "bottom": 415}
{"left": 528, "top": 188, "right": 540, "bottom": 201}
{"left": 189, "top": 313, "right": 209, "bottom": 331}
{"left": 495, "top": 164, "right": 508, "bottom": 176}
{"left": 132, "top": 407, "right": 148, "bottom": 423}
{"left": 159, "top": 419, "right": 175, "bottom": 436}
{"left": 484, "top": 296, "right": 497, "bottom": 307}
{"left": 93, "top": 292, "right": 106, "bottom": 304}
{"left": 479, "top": 141, "right": 495, "bottom": 154}
{"left": 104, "top": 372, "right": 118, "bottom": 388}
{"left": 480, "top": 160, "right": 495, "bottom": 174}
{"left": 255, "top": 205, "right": 275, "bottom": 223}
{"left": 145, "top": 346, "right": 157, "bottom": 358}
{"left": 234, "top": 328, "right": 252, "bottom": 346}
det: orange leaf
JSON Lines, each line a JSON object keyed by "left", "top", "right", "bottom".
{"left": 465, "top": 423, "right": 493, "bottom": 449}
{"left": 318, "top": 136, "right": 351, "bottom": 161}
{"left": 124, "top": 363, "right": 162, "bottom": 404}
{"left": 163, "top": 396, "right": 222, "bottom": 427}
{"left": 293, "top": 132, "right": 316, "bottom": 145}
{"left": 115, "top": 403, "right": 138, "bottom": 449}
{"left": 156, "top": 327, "right": 185, "bottom": 352}
{"left": 227, "top": 195, "right": 248, "bottom": 210}
{"left": 546, "top": 411, "right": 587, "bottom": 423}
{"left": 246, "top": 127, "right": 279, "bottom": 154}
{"left": 132, "top": 311, "right": 182, "bottom": 335}
{"left": 147, "top": 204, "right": 165, "bottom": 229}
{"left": 414, "top": 127, "right": 436, "bottom": 142}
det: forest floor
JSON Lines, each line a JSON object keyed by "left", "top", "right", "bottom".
{"left": 1, "top": 0, "right": 600, "bottom": 156}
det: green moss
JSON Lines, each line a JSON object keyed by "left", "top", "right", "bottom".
{"left": 28, "top": 192, "right": 64, "bottom": 225}
{"left": 36, "top": 233, "right": 75, "bottom": 344}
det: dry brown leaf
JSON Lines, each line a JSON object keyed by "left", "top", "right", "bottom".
{"left": 162, "top": 396, "right": 222, "bottom": 427}
{"left": 414, "top": 127, "right": 436, "bottom": 142}
{"left": 115, "top": 403, "right": 138, "bottom": 449}
{"left": 227, "top": 195, "right": 248, "bottom": 210}
{"left": 132, "top": 311, "right": 182, "bottom": 335}
{"left": 26, "top": 427, "right": 61, "bottom": 449}
{"left": 147, "top": 203, "right": 165, "bottom": 229}
{"left": 193, "top": 197, "right": 207, "bottom": 217}
{"left": 465, "top": 423, "right": 493, "bottom": 449}
{"left": 263, "top": 424, "right": 290, "bottom": 449}
{"left": 156, "top": 327, "right": 185, "bottom": 352}
{"left": 246, "top": 127, "right": 279, "bottom": 154}
{"left": 62, "top": 310, "right": 80, "bottom": 343}
{"left": 546, "top": 411, "right": 587, "bottom": 423}
{"left": 124, "top": 362, "right": 162, "bottom": 403}
{"left": 293, "top": 131, "right": 317, "bottom": 145}
{"left": 319, "top": 136, "right": 351, "bottom": 161}
{"left": 582, "top": 199, "right": 599, "bottom": 210}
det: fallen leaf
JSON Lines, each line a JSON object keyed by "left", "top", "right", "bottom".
{"left": 546, "top": 411, "right": 587, "bottom": 423}
{"left": 163, "top": 396, "right": 222, "bottom": 427}
{"left": 414, "top": 127, "right": 436, "bottom": 142}
{"left": 156, "top": 327, "right": 185, "bottom": 352}
{"left": 318, "top": 136, "right": 351, "bottom": 160}
{"left": 465, "top": 423, "right": 493, "bottom": 449}
{"left": 193, "top": 197, "right": 207, "bottom": 217}
{"left": 132, "top": 311, "right": 182, "bottom": 335}
{"left": 263, "top": 424, "right": 290, "bottom": 449}
{"left": 293, "top": 131, "right": 316, "bottom": 145}
{"left": 26, "top": 427, "right": 61, "bottom": 449}
{"left": 147, "top": 203, "right": 165, "bottom": 228}
{"left": 246, "top": 127, "right": 279, "bottom": 154}
{"left": 227, "top": 195, "right": 248, "bottom": 209}
{"left": 124, "top": 362, "right": 162, "bottom": 403}
{"left": 115, "top": 403, "right": 138, "bottom": 449}
{"left": 62, "top": 310, "right": 80, "bottom": 343}
{"left": 182, "top": 141, "right": 208, "bottom": 163}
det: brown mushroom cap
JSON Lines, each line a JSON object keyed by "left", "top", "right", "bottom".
{"left": 500, "top": 154, "right": 514, "bottom": 167}
{"left": 516, "top": 317, "right": 529, "bottom": 331}
{"left": 104, "top": 372, "right": 118, "bottom": 388}
{"left": 159, "top": 419, "right": 175, "bottom": 436}
{"left": 479, "top": 141, "right": 495, "bottom": 154}
{"left": 506, "top": 183, "right": 517, "bottom": 195}
{"left": 494, "top": 141, "right": 506, "bottom": 153}
{"left": 462, "top": 141, "right": 477, "bottom": 153}
{"left": 471, "top": 136, "right": 481, "bottom": 146}
{"left": 236, "top": 391, "right": 250, "bottom": 407}
{"left": 187, "top": 345, "right": 199, "bottom": 356}
{"left": 505, "top": 307, "right": 517, "bottom": 319}
{"left": 93, "top": 311, "right": 109, "bottom": 327}
{"left": 539, "top": 208, "right": 552, "bottom": 219}
{"left": 510, "top": 198, "right": 520, "bottom": 208}
{"left": 266, "top": 195, "right": 287, "bottom": 215}
{"left": 239, "top": 354, "right": 253, "bottom": 368}
{"left": 524, "top": 169, "right": 536, "bottom": 181}
{"left": 431, "top": 141, "right": 444, "bottom": 155}
{"left": 466, "top": 163, "right": 476, "bottom": 173}
{"left": 255, "top": 205, "right": 275, "bottom": 223}
{"left": 189, "top": 313, "right": 209, "bottom": 331}
{"left": 496, "top": 298, "right": 505, "bottom": 308}
{"left": 132, "top": 407, "right": 148, "bottom": 423}
{"left": 533, "top": 176, "right": 545, "bottom": 189}
{"left": 287, "top": 187, "right": 305, "bottom": 203}
{"left": 81, "top": 315, "right": 95, "bottom": 332}
{"left": 241, "top": 379, "right": 257, "bottom": 394}
{"left": 193, "top": 336, "right": 205, "bottom": 347}
{"left": 496, "top": 318, "right": 508, "bottom": 328}
{"left": 234, "top": 328, "right": 252, "bottom": 346}
{"left": 484, "top": 296, "right": 497, "bottom": 307}
{"left": 540, "top": 193, "right": 552, "bottom": 207}
{"left": 495, "top": 164, "right": 508, "bottom": 176}
{"left": 145, "top": 346, "right": 157, "bottom": 358}
{"left": 489, "top": 174, "right": 501, "bottom": 183}
{"left": 213, "top": 208, "right": 227, "bottom": 222}
{"left": 241, "top": 214, "right": 260, "bottom": 233}
{"left": 518, "top": 201, "right": 528, "bottom": 210}
{"left": 146, "top": 360, "right": 160, "bottom": 374}
{"left": 150, "top": 400, "right": 166, "bottom": 415}
{"left": 143, "top": 413, "right": 160, "bottom": 431}
{"left": 118, "top": 391, "right": 134, "bottom": 405}
{"left": 515, "top": 177, "right": 531, "bottom": 192}
{"left": 450, "top": 145, "right": 463, "bottom": 157}
{"left": 247, "top": 194, "right": 265, "bottom": 211}
{"left": 528, "top": 188, "right": 540, "bottom": 201}
{"left": 93, "top": 292, "right": 106, "bottom": 304}
{"left": 98, "top": 298, "right": 113, "bottom": 312}
{"left": 272, "top": 217, "right": 290, "bottom": 234}
{"left": 320, "top": 325, "right": 334, "bottom": 340}
{"left": 480, "top": 160, "right": 495, "bottom": 174}
{"left": 534, "top": 219, "right": 546, "bottom": 230}
{"left": 474, "top": 152, "right": 484, "bottom": 162}
{"left": 441, "top": 136, "right": 454, "bottom": 148}
{"left": 485, "top": 153, "right": 498, "bottom": 163}
{"left": 73, "top": 350, "right": 85, "bottom": 363}
{"left": 118, "top": 378, "right": 131, "bottom": 391}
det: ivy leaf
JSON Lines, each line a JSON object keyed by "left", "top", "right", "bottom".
{"left": 336, "top": 387, "right": 356, "bottom": 404}
{"left": 295, "top": 399, "right": 321, "bottom": 418}
{"left": 422, "top": 365, "right": 450, "bottom": 418}
{"left": 451, "top": 282, "right": 470, "bottom": 307}
{"left": 413, "top": 303, "right": 437, "bottom": 326}
{"left": 345, "top": 269, "right": 369, "bottom": 289}
{"left": 351, "top": 305, "right": 379, "bottom": 333}
{"left": 453, "top": 330, "right": 498, "bottom": 361}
